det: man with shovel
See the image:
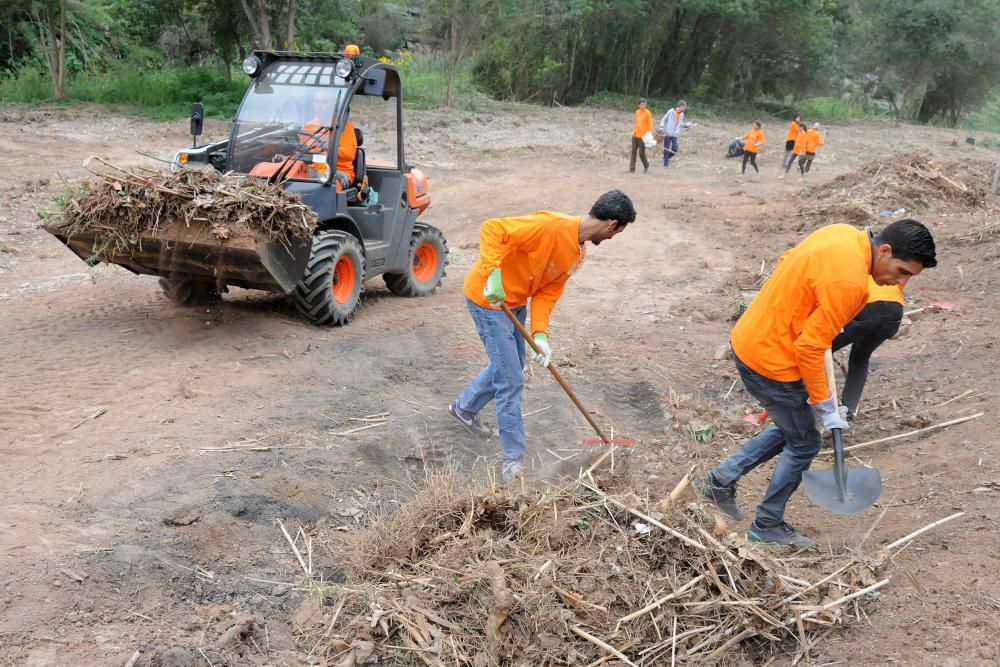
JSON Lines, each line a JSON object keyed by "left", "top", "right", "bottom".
{"left": 448, "top": 190, "right": 637, "bottom": 484}
{"left": 698, "top": 220, "right": 936, "bottom": 546}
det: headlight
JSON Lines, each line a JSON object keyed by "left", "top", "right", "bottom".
{"left": 335, "top": 59, "right": 354, "bottom": 79}
{"left": 241, "top": 55, "right": 261, "bottom": 76}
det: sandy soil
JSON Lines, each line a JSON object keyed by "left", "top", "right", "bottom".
{"left": 1, "top": 102, "right": 999, "bottom": 665}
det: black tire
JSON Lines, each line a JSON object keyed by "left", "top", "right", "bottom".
{"left": 158, "top": 277, "right": 220, "bottom": 307}
{"left": 383, "top": 222, "right": 449, "bottom": 297}
{"left": 293, "top": 231, "right": 365, "bottom": 326}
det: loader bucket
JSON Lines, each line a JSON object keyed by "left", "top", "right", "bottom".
{"left": 43, "top": 217, "right": 312, "bottom": 295}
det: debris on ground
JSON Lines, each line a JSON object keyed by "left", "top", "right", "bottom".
{"left": 296, "top": 469, "right": 956, "bottom": 666}
{"left": 798, "top": 153, "right": 997, "bottom": 224}
{"left": 46, "top": 158, "right": 317, "bottom": 255}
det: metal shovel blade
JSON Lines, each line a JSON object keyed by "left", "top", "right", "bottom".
{"left": 803, "top": 429, "right": 882, "bottom": 515}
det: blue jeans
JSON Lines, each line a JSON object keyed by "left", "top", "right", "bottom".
{"left": 709, "top": 353, "right": 822, "bottom": 527}
{"left": 457, "top": 298, "right": 527, "bottom": 462}
{"left": 663, "top": 135, "right": 679, "bottom": 166}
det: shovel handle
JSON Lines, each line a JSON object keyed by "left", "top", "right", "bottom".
{"left": 500, "top": 303, "right": 611, "bottom": 444}
{"left": 824, "top": 350, "right": 848, "bottom": 502}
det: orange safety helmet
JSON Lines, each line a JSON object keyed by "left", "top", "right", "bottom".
{"left": 343, "top": 44, "right": 361, "bottom": 56}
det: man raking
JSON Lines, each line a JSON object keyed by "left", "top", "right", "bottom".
{"left": 449, "top": 190, "right": 637, "bottom": 484}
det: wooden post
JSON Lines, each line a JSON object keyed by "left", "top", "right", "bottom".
{"left": 992, "top": 154, "right": 1000, "bottom": 196}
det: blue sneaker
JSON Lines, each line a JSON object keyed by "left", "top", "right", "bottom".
{"left": 448, "top": 400, "right": 492, "bottom": 438}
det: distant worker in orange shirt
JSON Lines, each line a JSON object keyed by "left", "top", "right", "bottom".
{"left": 797, "top": 122, "right": 824, "bottom": 182}
{"left": 831, "top": 277, "right": 905, "bottom": 420}
{"left": 449, "top": 190, "right": 637, "bottom": 484}
{"left": 302, "top": 89, "right": 358, "bottom": 189}
{"left": 740, "top": 120, "right": 764, "bottom": 179}
{"left": 782, "top": 114, "right": 802, "bottom": 171}
{"left": 697, "top": 219, "right": 936, "bottom": 546}
{"left": 629, "top": 98, "right": 654, "bottom": 173}
{"left": 780, "top": 120, "right": 807, "bottom": 181}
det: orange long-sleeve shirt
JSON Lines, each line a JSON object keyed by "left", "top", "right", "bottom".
{"left": 633, "top": 108, "right": 653, "bottom": 138}
{"left": 741, "top": 128, "right": 764, "bottom": 153}
{"left": 785, "top": 120, "right": 799, "bottom": 142}
{"left": 463, "top": 212, "right": 585, "bottom": 335}
{"left": 792, "top": 128, "right": 808, "bottom": 155}
{"left": 803, "top": 128, "right": 824, "bottom": 154}
{"left": 867, "top": 276, "right": 904, "bottom": 305}
{"left": 731, "top": 224, "right": 873, "bottom": 403}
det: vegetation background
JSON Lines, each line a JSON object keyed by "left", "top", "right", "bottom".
{"left": 2, "top": 0, "right": 1000, "bottom": 129}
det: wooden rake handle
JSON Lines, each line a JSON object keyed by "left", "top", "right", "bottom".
{"left": 500, "top": 303, "right": 610, "bottom": 444}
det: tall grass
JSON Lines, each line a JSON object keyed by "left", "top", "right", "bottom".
{"left": 583, "top": 90, "right": 893, "bottom": 125}
{"left": 0, "top": 65, "right": 245, "bottom": 119}
{"left": 963, "top": 91, "right": 1000, "bottom": 135}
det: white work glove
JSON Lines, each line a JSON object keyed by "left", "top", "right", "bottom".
{"left": 530, "top": 333, "right": 552, "bottom": 368}
{"left": 810, "top": 397, "right": 849, "bottom": 432}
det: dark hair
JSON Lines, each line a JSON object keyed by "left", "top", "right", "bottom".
{"left": 876, "top": 219, "right": 937, "bottom": 268}
{"left": 639, "top": 98, "right": 647, "bottom": 104}
{"left": 591, "top": 189, "right": 636, "bottom": 226}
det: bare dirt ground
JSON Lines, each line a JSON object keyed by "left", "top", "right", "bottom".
{"left": 1, "top": 102, "right": 999, "bottom": 665}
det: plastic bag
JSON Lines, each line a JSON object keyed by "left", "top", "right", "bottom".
{"left": 642, "top": 131, "right": 656, "bottom": 149}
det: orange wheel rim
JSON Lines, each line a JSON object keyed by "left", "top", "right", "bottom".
{"left": 412, "top": 242, "right": 438, "bottom": 283}
{"left": 332, "top": 256, "right": 356, "bottom": 304}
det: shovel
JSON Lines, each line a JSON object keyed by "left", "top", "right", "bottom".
{"left": 500, "top": 304, "right": 624, "bottom": 473}
{"left": 802, "top": 350, "right": 882, "bottom": 515}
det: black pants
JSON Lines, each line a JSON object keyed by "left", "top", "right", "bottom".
{"left": 629, "top": 136, "right": 648, "bottom": 171}
{"left": 831, "top": 301, "right": 903, "bottom": 416}
{"left": 783, "top": 140, "right": 795, "bottom": 168}
{"left": 798, "top": 152, "right": 815, "bottom": 174}
{"left": 741, "top": 151, "right": 758, "bottom": 174}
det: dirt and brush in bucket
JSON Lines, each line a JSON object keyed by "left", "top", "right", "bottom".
{"left": 46, "top": 159, "right": 317, "bottom": 255}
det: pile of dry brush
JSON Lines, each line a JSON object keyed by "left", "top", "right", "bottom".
{"left": 300, "top": 465, "right": 953, "bottom": 667}
{"left": 798, "top": 152, "right": 995, "bottom": 225}
{"left": 49, "top": 158, "right": 316, "bottom": 255}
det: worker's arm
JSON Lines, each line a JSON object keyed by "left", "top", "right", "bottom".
{"left": 793, "top": 281, "right": 868, "bottom": 403}
{"left": 638, "top": 110, "right": 653, "bottom": 136}
{"left": 529, "top": 276, "right": 568, "bottom": 336}
{"left": 337, "top": 120, "right": 357, "bottom": 164}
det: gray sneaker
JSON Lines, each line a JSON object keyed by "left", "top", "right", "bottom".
{"left": 448, "top": 401, "right": 491, "bottom": 438}
{"left": 694, "top": 474, "right": 745, "bottom": 521}
{"left": 501, "top": 459, "right": 524, "bottom": 485}
{"left": 747, "top": 521, "right": 815, "bottom": 548}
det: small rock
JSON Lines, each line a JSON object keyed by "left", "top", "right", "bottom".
{"left": 271, "top": 584, "right": 290, "bottom": 597}
{"left": 157, "top": 646, "right": 196, "bottom": 667}
{"left": 293, "top": 596, "right": 324, "bottom": 630}
{"left": 713, "top": 345, "right": 732, "bottom": 361}
{"left": 162, "top": 504, "right": 202, "bottom": 526}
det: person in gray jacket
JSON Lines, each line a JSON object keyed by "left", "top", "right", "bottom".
{"left": 659, "top": 100, "right": 687, "bottom": 167}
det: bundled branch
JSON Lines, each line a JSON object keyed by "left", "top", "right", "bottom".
{"left": 798, "top": 152, "right": 995, "bottom": 224}
{"left": 49, "top": 158, "right": 317, "bottom": 255}
{"left": 302, "top": 471, "right": 947, "bottom": 666}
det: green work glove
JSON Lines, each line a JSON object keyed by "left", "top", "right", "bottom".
{"left": 484, "top": 269, "right": 505, "bottom": 307}
{"left": 530, "top": 333, "right": 552, "bottom": 368}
